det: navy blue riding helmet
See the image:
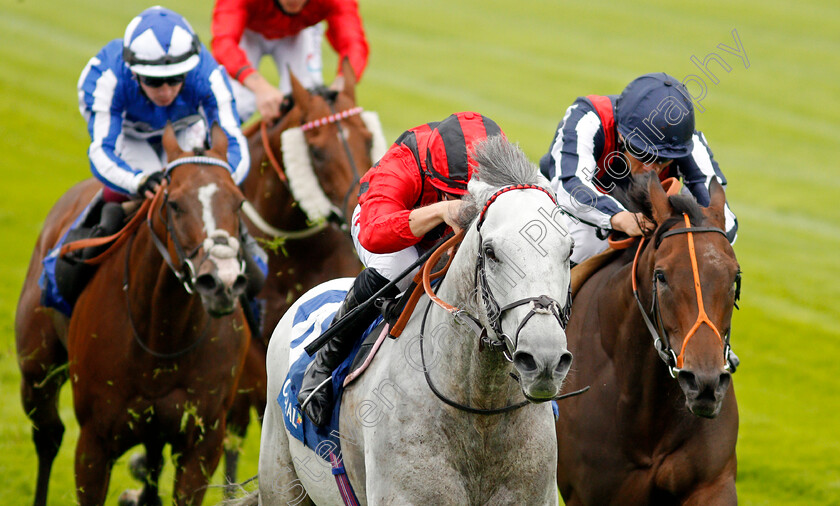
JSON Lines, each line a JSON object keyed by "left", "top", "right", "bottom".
{"left": 615, "top": 72, "right": 695, "bottom": 160}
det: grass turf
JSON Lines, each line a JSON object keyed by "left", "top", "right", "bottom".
{"left": 0, "top": 0, "right": 838, "bottom": 503}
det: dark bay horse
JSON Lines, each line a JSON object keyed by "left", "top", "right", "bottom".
{"left": 16, "top": 125, "right": 252, "bottom": 505}
{"left": 225, "top": 60, "right": 381, "bottom": 482}
{"left": 557, "top": 174, "right": 740, "bottom": 505}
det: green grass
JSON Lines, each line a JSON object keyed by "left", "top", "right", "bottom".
{"left": 1, "top": 0, "right": 839, "bottom": 503}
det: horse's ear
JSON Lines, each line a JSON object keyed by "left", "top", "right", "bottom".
{"left": 209, "top": 122, "right": 228, "bottom": 158}
{"left": 648, "top": 173, "right": 673, "bottom": 224}
{"left": 162, "top": 123, "right": 182, "bottom": 160}
{"left": 707, "top": 177, "right": 727, "bottom": 227}
{"left": 339, "top": 57, "right": 356, "bottom": 103}
{"left": 289, "top": 67, "right": 311, "bottom": 115}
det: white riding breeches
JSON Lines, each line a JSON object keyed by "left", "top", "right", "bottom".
{"left": 118, "top": 120, "right": 207, "bottom": 175}
{"left": 230, "top": 25, "right": 325, "bottom": 123}
{"left": 567, "top": 218, "right": 610, "bottom": 265}
{"left": 350, "top": 205, "right": 421, "bottom": 292}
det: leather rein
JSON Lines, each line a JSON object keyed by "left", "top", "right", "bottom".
{"left": 416, "top": 184, "right": 588, "bottom": 415}
{"left": 250, "top": 104, "right": 364, "bottom": 238}
{"left": 632, "top": 213, "right": 741, "bottom": 377}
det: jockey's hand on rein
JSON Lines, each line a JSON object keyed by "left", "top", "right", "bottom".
{"left": 137, "top": 171, "right": 165, "bottom": 199}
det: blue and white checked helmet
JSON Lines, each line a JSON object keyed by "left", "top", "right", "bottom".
{"left": 122, "top": 6, "right": 200, "bottom": 77}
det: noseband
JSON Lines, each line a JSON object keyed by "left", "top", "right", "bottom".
{"left": 632, "top": 213, "right": 741, "bottom": 377}
{"left": 419, "top": 184, "right": 586, "bottom": 414}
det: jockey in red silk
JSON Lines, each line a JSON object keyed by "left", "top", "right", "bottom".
{"left": 298, "top": 112, "right": 504, "bottom": 427}
{"left": 539, "top": 72, "right": 738, "bottom": 265}
{"left": 211, "top": 0, "right": 369, "bottom": 122}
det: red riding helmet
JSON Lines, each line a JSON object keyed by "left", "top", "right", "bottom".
{"left": 425, "top": 112, "right": 504, "bottom": 196}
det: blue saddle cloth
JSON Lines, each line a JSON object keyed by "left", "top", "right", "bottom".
{"left": 38, "top": 193, "right": 101, "bottom": 316}
{"left": 278, "top": 283, "right": 381, "bottom": 462}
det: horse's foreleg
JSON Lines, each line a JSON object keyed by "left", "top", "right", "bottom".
{"left": 224, "top": 393, "right": 252, "bottom": 498}
{"left": 21, "top": 369, "right": 67, "bottom": 506}
{"left": 17, "top": 313, "right": 68, "bottom": 506}
{"left": 681, "top": 457, "right": 737, "bottom": 506}
{"left": 171, "top": 420, "right": 226, "bottom": 506}
{"left": 74, "top": 425, "right": 114, "bottom": 505}
{"left": 138, "top": 440, "right": 165, "bottom": 506}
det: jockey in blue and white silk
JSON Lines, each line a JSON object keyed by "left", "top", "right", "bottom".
{"left": 539, "top": 73, "right": 738, "bottom": 265}
{"left": 77, "top": 6, "right": 249, "bottom": 197}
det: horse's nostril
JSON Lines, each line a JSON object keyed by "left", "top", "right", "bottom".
{"left": 232, "top": 274, "right": 248, "bottom": 296}
{"left": 718, "top": 372, "right": 732, "bottom": 392}
{"left": 556, "top": 352, "right": 573, "bottom": 376}
{"left": 677, "top": 370, "right": 699, "bottom": 393}
{"left": 194, "top": 273, "right": 218, "bottom": 295}
{"left": 513, "top": 351, "right": 538, "bottom": 373}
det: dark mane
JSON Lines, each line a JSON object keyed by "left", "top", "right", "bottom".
{"left": 614, "top": 172, "right": 706, "bottom": 245}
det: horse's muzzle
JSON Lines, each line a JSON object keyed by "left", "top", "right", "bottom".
{"left": 677, "top": 368, "right": 732, "bottom": 418}
{"left": 513, "top": 348, "right": 573, "bottom": 401}
{"left": 194, "top": 267, "right": 248, "bottom": 317}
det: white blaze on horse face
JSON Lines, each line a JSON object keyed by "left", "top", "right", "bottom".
{"left": 198, "top": 183, "right": 242, "bottom": 287}
{"left": 198, "top": 183, "right": 219, "bottom": 235}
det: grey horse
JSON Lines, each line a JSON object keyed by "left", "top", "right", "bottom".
{"left": 256, "top": 136, "right": 575, "bottom": 505}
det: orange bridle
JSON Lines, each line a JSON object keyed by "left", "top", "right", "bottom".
{"left": 632, "top": 213, "right": 732, "bottom": 375}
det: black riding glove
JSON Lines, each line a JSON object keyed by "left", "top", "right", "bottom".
{"left": 137, "top": 171, "right": 165, "bottom": 197}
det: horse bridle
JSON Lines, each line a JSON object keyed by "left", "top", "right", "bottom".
{"left": 317, "top": 103, "right": 363, "bottom": 229}
{"left": 146, "top": 156, "right": 245, "bottom": 294}
{"left": 257, "top": 104, "right": 365, "bottom": 235}
{"left": 632, "top": 213, "right": 741, "bottom": 378}
{"left": 125, "top": 156, "right": 241, "bottom": 358}
{"left": 419, "top": 184, "right": 586, "bottom": 415}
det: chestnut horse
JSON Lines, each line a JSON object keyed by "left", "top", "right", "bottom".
{"left": 225, "top": 61, "right": 383, "bottom": 484}
{"left": 16, "top": 125, "right": 251, "bottom": 505}
{"left": 556, "top": 174, "right": 740, "bottom": 505}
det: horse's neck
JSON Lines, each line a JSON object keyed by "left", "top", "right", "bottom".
{"left": 127, "top": 228, "right": 207, "bottom": 338}
{"left": 424, "top": 232, "right": 521, "bottom": 411}
{"left": 603, "top": 251, "right": 686, "bottom": 432}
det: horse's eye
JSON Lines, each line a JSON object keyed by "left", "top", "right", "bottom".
{"left": 310, "top": 147, "right": 327, "bottom": 164}
{"left": 655, "top": 271, "right": 667, "bottom": 284}
{"left": 484, "top": 244, "right": 498, "bottom": 262}
{"left": 168, "top": 200, "right": 183, "bottom": 215}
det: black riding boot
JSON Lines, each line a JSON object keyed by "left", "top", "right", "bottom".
{"left": 240, "top": 223, "right": 268, "bottom": 337}
{"left": 298, "top": 268, "right": 398, "bottom": 427}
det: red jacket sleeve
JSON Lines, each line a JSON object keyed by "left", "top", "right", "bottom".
{"left": 357, "top": 146, "right": 424, "bottom": 254}
{"left": 324, "top": 0, "right": 369, "bottom": 81}
{"left": 211, "top": 0, "right": 256, "bottom": 83}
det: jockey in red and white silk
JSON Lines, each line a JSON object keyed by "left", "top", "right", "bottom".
{"left": 539, "top": 72, "right": 738, "bottom": 265}
{"left": 211, "top": 0, "right": 369, "bottom": 122}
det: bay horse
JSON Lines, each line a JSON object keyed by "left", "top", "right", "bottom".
{"left": 225, "top": 60, "right": 384, "bottom": 484}
{"left": 256, "top": 137, "right": 575, "bottom": 505}
{"left": 556, "top": 174, "right": 740, "bottom": 505}
{"left": 16, "top": 125, "right": 252, "bottom": 505}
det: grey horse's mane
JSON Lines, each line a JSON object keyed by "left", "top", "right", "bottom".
{"left": 457, "top": 136, "right": 552, "bottom": 228}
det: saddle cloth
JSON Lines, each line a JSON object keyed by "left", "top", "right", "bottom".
{"left": 278, "top": 279, "right": 383, "bottom": 461}
{"left": 39, "top": 192, "right": 103, "bottom": 316}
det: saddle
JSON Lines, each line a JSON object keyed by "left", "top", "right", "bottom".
{"left": 41, "top": 195, "right": 129, "bottom": 315}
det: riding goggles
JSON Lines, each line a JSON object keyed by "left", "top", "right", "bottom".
{"left": 138, "top": 74, "right": 186, "bottom": 88}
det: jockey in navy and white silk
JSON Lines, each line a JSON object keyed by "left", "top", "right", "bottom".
{"left": 78, "top": 6, "right": 249, "bottom": 197}
{"left": 539, "top": 72, "right": 738, "bottom": 265}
